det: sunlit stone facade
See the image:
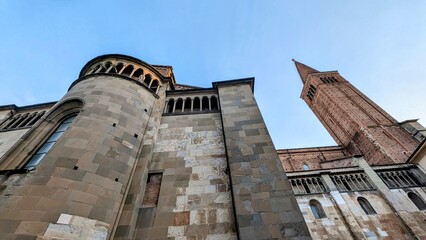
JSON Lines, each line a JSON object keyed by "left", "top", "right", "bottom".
{"left": 0, "top": 55, "right": 424, "bottom": 239}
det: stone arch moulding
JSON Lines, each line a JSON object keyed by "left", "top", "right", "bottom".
{"left": 43, "top": 98, "right": 85, "bottom": 123}
{"left": 357, "top": 197, "right": 377, "bottom": 215}
{"left": 407, "top": 191, "right": 426, "bottom": 210}
{"left": 0, "top": 98, "right": 84, "bottom": 170}
{"left": 309, "top": 199, "right": 326, "bottom": 219}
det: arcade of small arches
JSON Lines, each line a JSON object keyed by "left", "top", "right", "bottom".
{"left": 319, "top": 76, "right": 337, "bottom": 84}
{"left": 85, "top": 60, "right": 162, "bottom": 93}
{"left": 164, "top": 95, "right": 219, "bottom": 114}
{"left": 0, "top": 111, "right": 46, "bottom": 131}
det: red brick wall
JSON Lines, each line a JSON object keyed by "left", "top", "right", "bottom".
{"left": 278, "top": 146, "right": 348, "bottom": 172}
{"left": 300, "top": 72, "right": 419, "bottom": 165}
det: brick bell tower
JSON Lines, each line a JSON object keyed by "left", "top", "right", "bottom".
{"left": 293, "top": 60, "right": 420, "bottom": 165}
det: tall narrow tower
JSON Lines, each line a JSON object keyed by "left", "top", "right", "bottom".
{"left": 294, "top": 60, "right": 420, "bottom": 165}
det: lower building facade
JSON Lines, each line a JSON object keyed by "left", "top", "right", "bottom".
{"left": 0, "top": 55, "right": 309, "bottom": 240}
{"left": 0, "top": 54, "right": 424, "bottom": 239}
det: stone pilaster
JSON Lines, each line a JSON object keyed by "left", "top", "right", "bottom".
{"left": 353, "top": 156, "right": 420, "bottom": 239}
{"left": 216, "top": 80, "right": 310, "bottom": 239}
{"left": 321, "top": 174, "right": 365, "bottom": 239}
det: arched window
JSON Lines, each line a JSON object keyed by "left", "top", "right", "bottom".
{"left": 88, "top": 64, "right": 100, "bottom": 75}
{"left": 121, "top": 65, "right": 134, "bottom": 77}
{"left": 307, "top": 85, "right": 316, "bottom": 100}
{"left": 193, "top": 97, "right": 201, "bottom": 111}
{"left": 98, "top": 65, "right": 107, "bottom": 73}
{"left": 104, "top": 62, "right": 112, "bottom": 72}
{"left": 303, "top": 164, "right": 310, "bottom": 171}
{"left": 358, "top": 197, "right": 376, "bottom": 215}
{"left": 133, "top": 68, "right": 144, "bottom": 80}
{"left": 211, "top": 96, "right": 218, "bottom": 110}
{"left": 144, "top": 74, "right": 152, "bottom": 86}
{"left": 24, "top": 115, "right": 77, "bottom": 170}
{"left": 115, "top": 62, "right": 124, "bottom": 73}
{"left": 408, "top": 192, "right": 426, "bottom": 210}
{"left": 108, "top": 64, "right": 117, "bottom": 74}
{"left": 167, "top": 99, "right": 175, "bottom": 113}
{"left": 202, "top": 97, "right": 209, "bottom": 111}
{"left": 309, "top": 200, "right": 326, "bottom": 219}
{"left": 150, "top": 80, "right": 159, "bottom": 93}
{"left": 175, "top": 99, "right": 183, "bottom": 113}
{"left": 183, "top": 98, "right": 191, "bottom": 112}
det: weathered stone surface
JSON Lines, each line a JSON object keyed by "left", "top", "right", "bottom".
{"left": 218, "top": 82, "right": 311, "bottom": 239}
{"left": 41, "top": 213, "right": 109, "bottom": 240}
{"left": 135, "top": 112, "right": 236, "bottom": 239}
{"left": 1, "top": 56, "right": 423, "bottom": 240}
{"left": 0, "top": 129, "right": 28, "bottom": 160}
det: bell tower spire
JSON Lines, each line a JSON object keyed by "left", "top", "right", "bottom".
{"left": 293, "top": 60, "right": 420, "bottom": 165}
{"left": 292, "top": 59, "right": 319, "bottom": 83}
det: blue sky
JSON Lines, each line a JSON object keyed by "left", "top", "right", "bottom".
{"left": 0, "top": 1, "right": 425, "bottom": 149}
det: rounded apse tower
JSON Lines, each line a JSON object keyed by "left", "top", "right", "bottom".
{"left": 0, "top": 55, "right": 312, "bottom": 239}
{"left": 0, "top": 54, "right": 172, "bottom": 239}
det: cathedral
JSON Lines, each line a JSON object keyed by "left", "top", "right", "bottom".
{"left": 0, "top": 54, "right": 425, "bottom": 239}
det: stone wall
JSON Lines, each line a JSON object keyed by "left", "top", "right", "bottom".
{"left": 39, "top": 213, "right": 109, "bottom": 240}
{"left": 0, "top": 110, "right": 10, "bottom": 122}
{"left": 0, "top": 74, "right": 158, "bottom": 239}
{"left": 287, "top": 155, "right": 426, "bottom": 239}
{"left": 295, "top": 194, "right": 353, "bottom": 239}
{"left": 135, "top": 112, "right": 236, "bottom": 239}
{"left": 297, "top": 191, "right": 413, "bottom": 239}
{"left": 342, "top": 191, "right": 411, "bottom": 239}
{"left": 0, "top": 129, "right": 28, "bottom": 159}
{"left": 112, "top": 76, "right": 168, "bottom": 240}
{"left": 354, "top": 157, "right": 426, "bottom": 239}
{"left": 218, "top": 81, "right": 311, "bottom": 239}
{"left": 278, "top": 146, "right": 348, "bottom": 172}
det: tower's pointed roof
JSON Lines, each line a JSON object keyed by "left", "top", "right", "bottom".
{"left": 292, "top": 59, "right": 319, "bottom": 83}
